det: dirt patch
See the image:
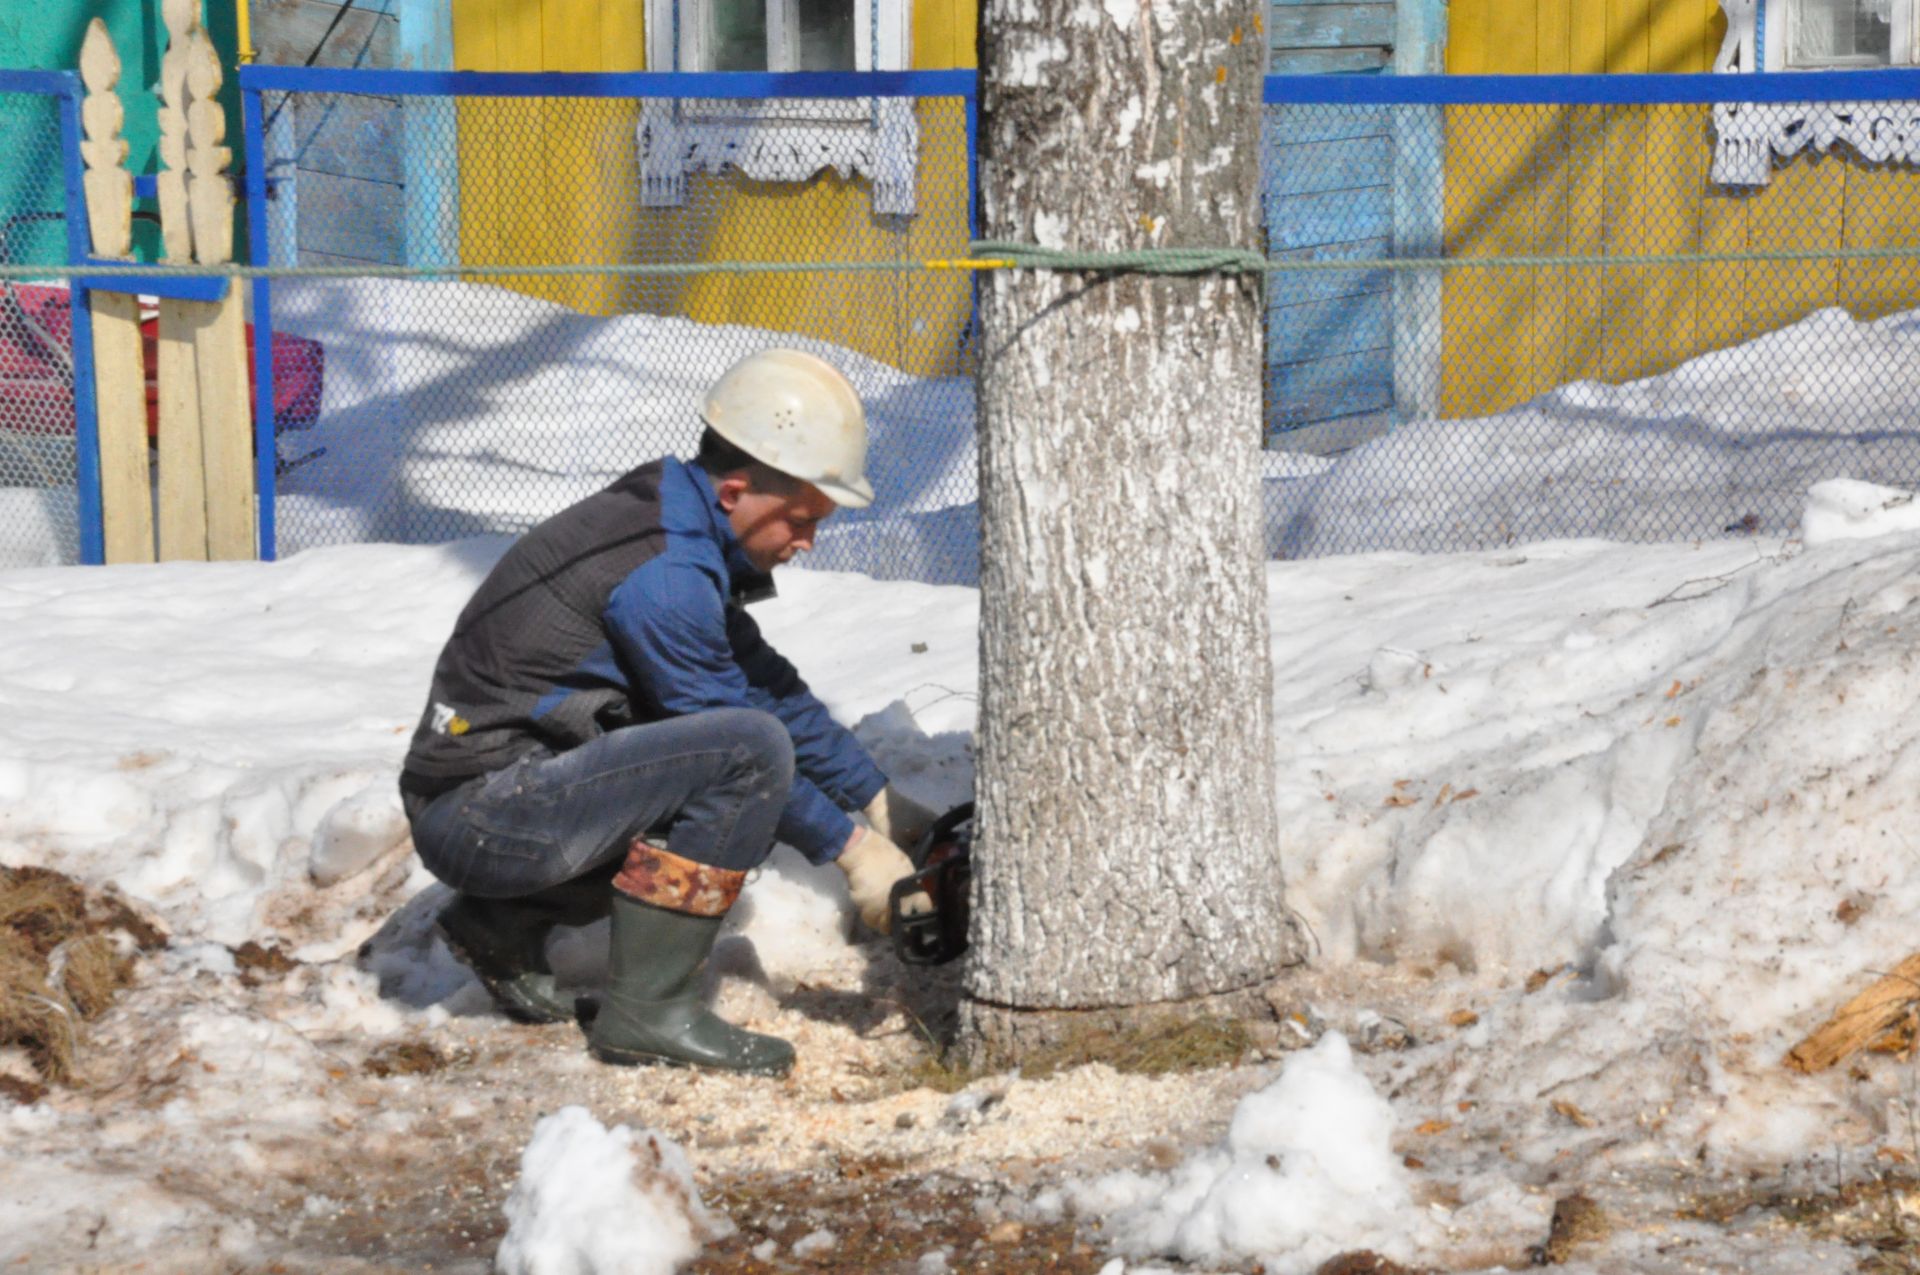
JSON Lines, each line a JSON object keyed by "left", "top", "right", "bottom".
{"left": 232, "top": 939, "right": 300, "bottom": 986}
{"left": 1530, "top": 1192, "right": 1609, "bottom": 1265}
{"left": 0, "top": 865, "right": 166, "bottom": 1084}
{"left": 363, "top": 1039, "right": 468, "bottom": 1079}
{"left": 1314, "top": 1253, "right": 1429, "bottom": 1275}
{"left": 902, "top": 1014, "right": 1258, "bottom": 1094}
{"left": 0, "top": 1073, "right": 48, "bottom": 1105}
{"left": 1682, "top": 1171, "right": 1920, "bottom": 1270}
{"left": 699, "top": 1163, "right": 1106, "bottom": 1274}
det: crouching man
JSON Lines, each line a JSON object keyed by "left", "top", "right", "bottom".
{"left": 397, "top": 349, "right": 935, "bottom": 1077}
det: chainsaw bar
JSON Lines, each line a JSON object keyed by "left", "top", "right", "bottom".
{"left": 890, "top": 801, "right": 973, "bottom": 966}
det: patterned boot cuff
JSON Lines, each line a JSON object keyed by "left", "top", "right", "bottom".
{"left": 613, "top": 840, "right": 746, "bottom": 917}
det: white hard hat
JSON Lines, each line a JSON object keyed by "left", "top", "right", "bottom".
{"left": 700, "top": 349, "right": 873, "bottom": 509}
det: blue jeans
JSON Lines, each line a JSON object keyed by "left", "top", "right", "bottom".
{"left": 407, "top": 707, "right": 794, "bottom": 899}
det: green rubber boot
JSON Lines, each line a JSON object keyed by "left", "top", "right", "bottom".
{"left": 587, "top": 894, "right": 795, "bottom": 1076}
{"left": 437, "top": 873, "right": 612, "bottom": 1025}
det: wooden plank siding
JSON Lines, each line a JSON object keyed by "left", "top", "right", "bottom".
{"left": 447, "top": 0, "right": 977, "bottom": 377}
{"left": 1440, "top": 0, "right": 1920, "bottom": 419}
{"left": 1270, "top": 5, "right": 1396, "bottom": 51}
{"left": 254, "top": 0, "right": 407, "bottom": 269}
{"left": 1265, "top": 1, "right": 1402, "bottom": 443}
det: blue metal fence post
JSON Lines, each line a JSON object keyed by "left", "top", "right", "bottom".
{"left": 57, "top": 76, "right": 106, "bottom": 566}
{"left": 242, "top": 84, "right": 278, "bottom": 560}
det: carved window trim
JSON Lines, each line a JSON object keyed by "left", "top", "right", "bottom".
{"left": 1711, "top": 0, "right": 1920, "bottom": 185}
{"left": 637, "top": 0, "right": 919, "bottom": 215}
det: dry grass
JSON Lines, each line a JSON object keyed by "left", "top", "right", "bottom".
{"left": 0, "top": 866, "right": 165, "bottom": 1087}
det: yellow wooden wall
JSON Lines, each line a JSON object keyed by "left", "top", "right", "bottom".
{"left": 1440, "top": 0, "right": 1920, "bottom": 417}
{"left": 450, "top": 0, "right": 976, "bottom": 377}
{"left": 450, "top": 0, "right": 646, "bottom": 316}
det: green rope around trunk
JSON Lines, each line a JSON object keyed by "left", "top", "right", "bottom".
{"left": 967, "top": 241, "right": 1269, "bottom": 274}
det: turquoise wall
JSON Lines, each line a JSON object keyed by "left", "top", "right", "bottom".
{"left": 0, "top": 1, "right": 241, "bottom": 263}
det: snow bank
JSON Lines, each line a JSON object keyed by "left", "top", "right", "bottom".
{"left": 497, "top": 1107, "right": 731, "bottom": 1275}
{"left": 0, "top": 541, "right": 488, "bottom": 947}
{"left": 264, "top": 282, "right": 1920, "bottom": 581}
{"left": 1800, "top": 477, "right": 1920, "bottom": 544}
{"left": 1270, "top": 306, "right": 1920, "bottom": 558}
{"left": 0, "top": 540, "right": 974, "bottom": 1019}
{"left": 1064, "top": 1034, "right": 1425, "bottom": 1274}
{"left": 266, "top": 279, "right": 977, "bottom": 580}
{"left": 0, "top": 487, "right": 75, "bottom": 569}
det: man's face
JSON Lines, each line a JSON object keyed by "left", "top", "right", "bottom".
{"left": 716, "top": 474, "right": 839, "bottom": 573}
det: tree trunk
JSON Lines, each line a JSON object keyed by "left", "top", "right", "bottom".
{"left": 961, "top": 0, "right": 1302, "bottom": 1062}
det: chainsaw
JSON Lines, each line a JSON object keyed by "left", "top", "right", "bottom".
{"left": 889, "top": 801, "right": 973, "bottom": 966}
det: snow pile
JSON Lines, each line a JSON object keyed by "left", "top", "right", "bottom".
{"left": 260, "top": 282, "right": 1920, "bottom": 581}
{"left": 1800, "top": 477, "right": 1920, "bottom": 544}
{"left": 1064, "top": 1034, "right": 1424, "bottom": 1274}
{"left": 267, "top": 279, "right": 977, "bottom": 580}
{"left": 1270, "top": 306, "right": 1920, "bottom": 558}
{"left": 1266, "top": 517, "right": 1920, "bottom": 984}
{"left": 0, "top": 538, "right": 973, "bottom": 1019}
{"left": 0, "top": 488, "right": 75, "bottom": 570}
{"left": 0, "top": 541, "right": 488, "bottom": 948}
{"left": 496, "top": 1106, "right": 731, "bottom": 1275}
{"left": 7, "top": 282, "right": 1915, "bottom": 583}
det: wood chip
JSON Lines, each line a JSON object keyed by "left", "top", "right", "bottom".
{"left": 1786, "top": 951, "right": 1920, "bottom": 1074}
{"left": 1552, "top": 1099, "right": 1597, "bottom": 1129}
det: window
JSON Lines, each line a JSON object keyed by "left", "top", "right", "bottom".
{"left": 1715, "top": 0, "right": 1919, "bottom": 72}
{"left": 1786, "top": 0, "right": 1911, "bottom": 66}
{"left": 693, "top": 0, "right": 858, "bottom": 72}
{"left": 638, "top": 0, "right": 918, "bottom": 214}
{"left": 1710, "top": 0, "right": 1920, "bottom": 185}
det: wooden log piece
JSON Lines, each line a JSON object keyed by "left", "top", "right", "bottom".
{"left": 1784, "top": 952, "right": 1920, "bottom": 1074}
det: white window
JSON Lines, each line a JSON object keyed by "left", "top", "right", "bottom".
{"left": 1785, "top": 0, "right": 1915, "bottom": 67}
{"left": 689, "top": 0, "right": 860, "bottom": 73}
{"left": 638, "top": 0, "right": 919, "bottom": 214}
{"left": 1710, "top": 0, "right": 1920, "bottom": 184}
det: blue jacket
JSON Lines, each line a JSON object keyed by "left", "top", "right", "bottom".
{"left": 402, "top": 456, "right": 885, "bottom": 863}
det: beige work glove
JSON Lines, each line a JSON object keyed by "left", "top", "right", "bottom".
{"left": 836, "top": 826, "right": 932, "bottom": 935}
{"left": 862, "top": 784, "right": 939, "bottom": 852}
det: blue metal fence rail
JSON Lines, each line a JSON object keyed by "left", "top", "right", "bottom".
{"left": 1265, "top": 67, "right": 1920, "bottom": 103}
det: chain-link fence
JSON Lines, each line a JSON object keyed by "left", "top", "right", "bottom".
{"left": 14, "top": 69, "right": 1904, "bottom": 580}
{"left": 247, "top": 68, "right": 978, "bottom": 582}
{"left": 0, "top": 73, "right": 85, "bottom": 569}
{"left": 1260, "top": 72, "right": 1920, "bottom": 559}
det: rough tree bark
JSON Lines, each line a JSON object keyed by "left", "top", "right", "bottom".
{"left": 960, "top": 0, "right": 1304, "bottom": 1062}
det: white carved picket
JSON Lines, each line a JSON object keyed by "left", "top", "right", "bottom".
{"left": 79, "top": 6, "right": 257, "bottom": 564}
{"left": 79, "top": 19, "right": 154, "bottom": 564}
